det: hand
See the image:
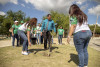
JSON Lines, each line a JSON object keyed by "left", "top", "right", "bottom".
{"left": 63, "top": 35, "right": 64, "bottom": 38}
{"left": 41, "top": 32, "right": 42, "bottom": 36}
{"left": 12, "top": 34, "right": 14, "bottom": 36}
{"left": 67, "top": 37, "right": 71, "bottom": 44}
{"left": 28, "top": 42, "right": 31, "bottom": 47}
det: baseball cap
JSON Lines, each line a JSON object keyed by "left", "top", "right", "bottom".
{"left": 21, "top": 21, "right": 24, "bottom": 23}
{"left": 14, "top": 21, "right": 18, "bottom": 23}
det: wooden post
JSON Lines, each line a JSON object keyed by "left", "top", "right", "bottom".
{"left": 93, "top": 15, "right": 98, "bottom": 38}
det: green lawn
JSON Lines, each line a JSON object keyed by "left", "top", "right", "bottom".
{"left": 0, "top": 44, "right": 100, "bottom": 67}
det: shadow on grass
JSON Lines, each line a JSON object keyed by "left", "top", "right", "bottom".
{"left": 93, "top": 43, "right": 100, "bottom": 47}
{"left": 68, "top": 53, "right": 79, "bottom": 65}
{"left": 28, "top": 47, "right": 59, "bottom": 54}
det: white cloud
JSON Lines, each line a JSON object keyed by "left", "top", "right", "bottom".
{"left": 0, "top": 11, "right": 6, "bottom": 16}
{"left": 0, "top": 0, "right": 18, "bottom": 5}
{"left": 92, "top": 0, "right": 100, "bottom": 3}
{"left": 76, "top": 0, "right": 86, "bottom": 5}
{"left": 24, "top": 0, "right": 86, "bottom": 14}
{"left": 80, "top": 4, "right": 88, "bottom": 11}
{"left": 21, "top": 4, "right": 25, "bottom": 7}
{"left": 88, "top": 5, "right": 100, "bottom": 15}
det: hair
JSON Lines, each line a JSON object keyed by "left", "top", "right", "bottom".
{"left": 47, "top": 14, "right": 51, "bottom": 17}
{"left": 60, "top": 26, "right": 63, "bottom": 29}
{"left": 69, "top": 4, "right": 87, "bottom": 25}
{"left": 25, "top": 18, "right": 37, "bottom": 29}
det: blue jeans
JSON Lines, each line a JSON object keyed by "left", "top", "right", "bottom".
{"left": 18, "top": 30, "right": 28, "bottom": 51}
{"left": 12, "top": 34, "right": 19, "bottom": 46}
{"left": 58, "top": 35, "right": 63, "bottom": 44}
{"left": 36, "top": 33, "right": 41, "bottom": 44}
{"left": 73, "top": 30, "right": 92, "bottom": 67}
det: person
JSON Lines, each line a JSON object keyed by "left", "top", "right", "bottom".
{"left": 58, "top": 26, "right": 64, "bottom": 45}
{"left": 40, "top": 24, "right": 43, "bottom": 44}
{"left": 36, "top": 23, "right": 41, "bottom": 44}
{"left": 19, "top": 20, "right": 24, "bottom": 45}
{"left": 18, "top": 18, "right": 37, "bottom": 55}
{"left": 19, "top": 20, "right": 24, "bottom": 27}
{"left": 41, "top": 14, "right": 56, "bottom": 52}
{"left": 11, "top": 21, "right": 19, "bottom": 47}
{"left": 67, "top": 4, "right": 92, "bottom": 67}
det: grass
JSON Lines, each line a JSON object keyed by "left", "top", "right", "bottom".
{"left": 0, "top": 44, "right": 100, "bottom": 67}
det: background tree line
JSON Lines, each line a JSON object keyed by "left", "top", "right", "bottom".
{"left": 0, "top": 10, "right": 100, "bottom": 37}
{"left": 0, "top": 10, "right": 30, "bottom": 36}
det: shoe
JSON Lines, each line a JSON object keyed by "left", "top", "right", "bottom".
{"left": 84, "top": 66, "right": 87, "bottom": 67}
{"left": 22, "top": 51, "right": 24, "bottom": 54}
{"left": 22, "top": 52, "right": 28, "bottom": 55}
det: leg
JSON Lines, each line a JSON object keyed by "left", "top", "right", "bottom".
{"left": 36, "top": 33, "right": 39, "bottom": 44}
{"left": 25, "top": 41, "right": 28, "bottom": 51}
{"left": 48, "top": 31, "right": 52, "bottom": 52}
{"left": 59, "top": 35, "right": 61, "bottom": 44}
{"left": 41, "top": 35, "right": 43, "bottom": 44}
{"left": 84, "top": 38, "right": 91, "bottom": 66}
{"left": 43, "top": 31, "right": 47, "bottom": 49}
{"left": 16, "top": 34, "right": 19, "bottom": 46}
{"left": 18, "top": 30, "right": 28, "bottom": 51}
{"left": 58, "top": 35, "right": 60, "bottom": 44}
{"left": 74, "top": 35, "right": 85, "bottom": 67}
{"left": 60, "top": 35, "right": 63, "bottom": 44}
{"left": 39, "top": 33, "right": 41, "bottom": 44}
{"left": 12, "top": 35, "right": 15, "bottom": 46}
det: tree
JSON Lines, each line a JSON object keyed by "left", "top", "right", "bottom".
{"left": 0, "top": 10, "right": 30, "bottom": 36}
{"left": 89, "top": 25, "right": 100, "bottom": 34}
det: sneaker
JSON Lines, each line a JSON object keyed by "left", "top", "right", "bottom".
{"left": 22, "top": 51, "right": 24, "bottom": 54}
{"left": 22, "top": 52, "right": 28, "bottom": 55}
{"left": 84, "top": 66, "right": 87, "bottom": 67}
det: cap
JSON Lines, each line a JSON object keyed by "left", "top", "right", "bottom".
{"left": 14, "top": 21, "right": 18, "bottom": 23}
{"left": 21, "top": 21, "right": 24, "bottom": 23}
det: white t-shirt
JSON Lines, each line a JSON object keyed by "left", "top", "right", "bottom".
{"left": 18, "top": 23, "right": 28, "bottom": 31}
{"left": 36, "top": 26, "right": 41, "bottom": 33}
{"left": 74, "top": 22, "right": 90, "bottom": 33}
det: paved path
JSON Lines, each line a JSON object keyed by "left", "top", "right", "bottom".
{"left": 0, "top": 38, "right": 100, "bottom": 51}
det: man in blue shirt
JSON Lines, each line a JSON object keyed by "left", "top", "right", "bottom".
{"left": 41, "top": 14, "right": 56, "bottom": 51}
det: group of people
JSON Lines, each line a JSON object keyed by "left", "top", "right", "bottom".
{"left": 11, "top": 4, "right": 92, "bottom": 67}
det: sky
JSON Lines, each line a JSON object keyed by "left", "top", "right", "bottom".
{"left": 0, "top": 0, "right": 100, "bottom": 24}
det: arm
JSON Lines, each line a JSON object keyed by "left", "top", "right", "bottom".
{"left": 27, "top": 27, "right": 31, "bottom": 46}
{"left": 12, "top": 28, "right": 14, "bottom": 36}
{"left": 67, "top": 25, "right": 76, "bottom": 44}
{"left": 53, "top": 22, "right": 56, "bottom": 33}
{"left": 63, "top": 31, "right": 64, "bottom": 38}
{"left": 11, "top": 25, "right": 14, "bottom": 36}
{"left": 41, "top": 21, "right": 45, "bottom": 35}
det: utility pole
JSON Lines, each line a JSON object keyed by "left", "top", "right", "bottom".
{"left": 93, "top": 15, "right": 98, "bottom": 38}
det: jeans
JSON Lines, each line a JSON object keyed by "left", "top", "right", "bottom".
{"left": 41, "top": 35, "right": 43, "bottom": 44}
{"left": 36, "top": 33, "right": 41, "bottom": 44}
{"left": 58, "top": 35, "right": 63, "bottom": 44}
{"left": 73, "top": 30, "right": 92, "bottom": 67}
{"left": 12, "top": 34, "right": 19, "bottom": 46}
{"left": 43, "top": 31, "right": 52, "bottom": 51}
{"left": 18, "top": 30, "right": 28, "bottom": 51}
